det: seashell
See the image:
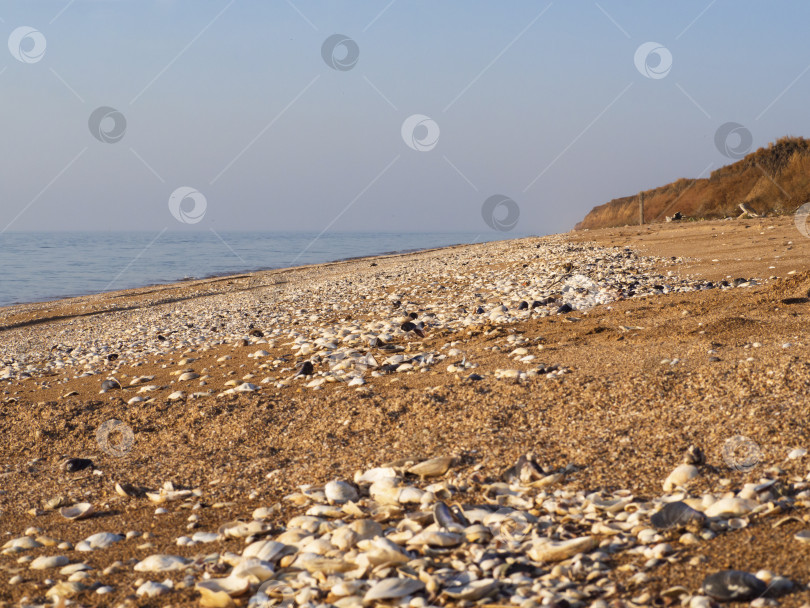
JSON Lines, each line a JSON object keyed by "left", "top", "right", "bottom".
{"left": 133, "top": 554, "right": 191, "bottom": 572}
{"left": 100, "top": 378, "right": 121, "bottom": 391}
{"left": 2, "top": 536, "right": 42, "bottom": 550}
{"left": 61, "top": 458, "right": 93, "bottom": 473}
{"left": 178, "top": 372, "right": 200, "bottom": 381}
{"left": 406, "top": 529, "right": 463, "bottom": 548}
{"left": 464, "top": 524, "right": 493, "bottom": 544}
{"left": 355, "top": 467, "right": 398, "bottom": 484}
{"left": 292, "top": 552, "right": 355, "bottom": 574}
{"left": 235, "top": 382, "right": 258, "bottom": 392}
{"left": 115, "top": 482, "right": 144, "bottom": 497}
{"left": 407, "top": 456, "right": 453, "bottom": 478}
{"left": 663, "top": 464, "right": 700, "bottom": 492}
{"left": 398, "top": 486, "right": 425, "bottom": 504}
{"left": 136, "top": 580, "right": 172, "bottom": 598}
{"left": 363, "top": 577, "right": 425, "bottom": 602}
{"left": 349, "top": 518, "right": 383, "bottom": 540}
{"left": 704, "top": 497, "right": 757, "bottom": 518}
{"left": 80, "top": 532, "right": 123, "bottom": 550}
{"left": 650, "top": 501, "right": 706, "bottom": 530}
{"left": 59, "top": 502, "right": 95, "bottom": 520}
{"left": 325, "top": 480, "right": 359, "bottom": 504}
{"left": 369, "top": 478, "right": 402, "bottom": 505}
{"left": 168, "top": 391, "right": 185, "bottom": 401}
{"left": 357, "top": 536, "right": 411, "bottom": 566}
{"left": 30, "top": 555, "right": 69, "bottom": 569}
{"left": 702, "top": 570, "right": 767, "bottom": 601}
{"left": 242, "top": 539, "right": 292, "bottom": 563}
{"left": 147, "top": 489, "right": 193, "bottom": 504}
{"left": 684, "top": 445, "right": 705, "bottom": 465}
{"left": 230, "top": 558, "right": 274, "bottom": 583}
{"left": 331, "top": 526, "right": 361, "bottom": 551}
{"left": 794, "top": 530, "right": 810, "bottom": 543}
{"left": 727, "top": 517, "right": 748, "bottom": 529}
{"left": 443, "top": 578, "right": 499, "bottom": 601}
{"left": 45, "top": 496, "right": 69, "bottom": 510}
{"left": 46, "top": 581, "right": 85, "bottom": 598}
{"left": 528, "top": 536, "right": 597, "bottom": 563}
{"left": 196, "top": 575, "right": 250, "bottom": 598}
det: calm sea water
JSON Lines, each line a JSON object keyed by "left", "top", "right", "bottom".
{"left": 0, "top": 231, "right": 524, "bottom": 308}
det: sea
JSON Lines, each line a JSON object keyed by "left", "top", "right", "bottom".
{"left": 0, "top": 231, "right": 527, "bottom": 308}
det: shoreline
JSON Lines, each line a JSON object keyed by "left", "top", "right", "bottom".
{"left": 0, "top": 235, "right": 515, "bottom": 319}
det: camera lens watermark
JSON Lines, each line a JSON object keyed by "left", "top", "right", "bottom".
{"left": 96, "top": 419, "right": 134, "bottom": 457}
{"left": 715, "top": 122, "right": 753, "bottom": 159}
{"left": 88, "top": 107, "right": 127, "bottom": 144}
{"left": 793, "top": 202, "right": 810, "bottom": 238}
{"left": 401, "top": 114, "right": 440, "bottom": 152}
{"left": 634, "top": 42, "right": 672, "bottom": 79}
{"left": 721, "top": 435, "right": 761, "bottom": 472}
{"left": 321, "top": 34, "right": 359, "bottom": 71}
{"left": 8, "top": 26, "right": 46, "bottom": 64}
{"left": 482, "top": 195, "right": 520, "bottom": 231}
{"left": 169, "top": 187, "right": 207, "bottom": 224}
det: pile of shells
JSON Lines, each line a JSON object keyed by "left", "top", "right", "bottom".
{"left": 4, "top": 452, "right": 807, "bottom": 607}
{"left": 0, "top": 237, "right": 760, "bottom": 391}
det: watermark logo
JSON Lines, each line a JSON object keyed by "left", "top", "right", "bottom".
{"left": 96, "top": 419, "right": 134, "bottom": 457}
{"left": 401, "top": 114, "right": 440, "bottom": 152}
{"left": 715, "top": 122, "right": 753, "bottom": 159}
{"left": 321, "top": 34, "right": 359, "bottom": 71}
{"left": 482, "top": 195, "right": 520, "bottom": 231}
{"left": 88, "top": 107, "right": 127, "bottom": 144}
{"left": 8, "top": 26, "right": 46, "bottom": 64}
{"left": 721, "top": 435, "right": 761, "bottom": 472}
{"left": 634, "top": 42, "right": 672, "bottom": 79}
{"left": 794, "top": 202, "right": 810, "bottom": 238}
{"left": 169, "top": 187, "right": 207, "bottom": 224}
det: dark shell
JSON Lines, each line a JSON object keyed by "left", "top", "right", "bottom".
{"left": 100, "top": 379, "right": 121, "bottom": 391}
{"left": 517, "top": 301, "right": 529, "bottom": 310}
{"left": 702, "top": 570, "right": 767, "bottom": 602}
{"left": 556, "top": 303, "right": 573, "bottom": 314}
{"left": 650, "top": 501, "right": 706, "bottom": 530}
{"left": 294, "top": 361, "right": 314, "bottom": 377}
{"left": 62, "top": 458, "right": 94, "bottom": 473}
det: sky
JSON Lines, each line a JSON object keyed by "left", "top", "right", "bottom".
{"left": 1, "top": 1, "right": 809, "bottom": 236}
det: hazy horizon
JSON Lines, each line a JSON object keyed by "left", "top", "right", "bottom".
{"left": 2, "top": 1, "right": 809, "bottom": 238}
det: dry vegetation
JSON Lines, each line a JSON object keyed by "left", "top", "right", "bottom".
{"left": 576, "top": 136, "right": 810, "bottom": 229}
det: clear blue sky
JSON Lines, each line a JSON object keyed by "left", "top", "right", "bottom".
{"left": 2, "top": 1, "right": 808, "bottom": 235}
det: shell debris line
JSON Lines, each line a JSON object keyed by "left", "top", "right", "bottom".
{"left": 1, "top": 228, "right": 810, "bottom": 607}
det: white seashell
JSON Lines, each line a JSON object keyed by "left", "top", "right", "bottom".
{"left": 528, "top": 536, "right": 597, "bottom": 562}
{"left": 408, "top": 456, "right": 453, "bottom": 477}
{"left": 704, "top": 497, "right": 757, "bottom": 518}
{"left": 2, "top": 536, "right": 42, "bottom": 550}
{"left": 406, "top": 529, "right": 463, "bottom": 548}
{"left": 230, "top": 558, "right": 274, "bottom": 583}
{"left": 397, "top": 486, "right": 425, "bottom": 504}
{"left": 168, "top": 391, "right": 185, "bottom": 401}
{"left": 137, "top": 384, "right": 160, "bottom": 393}
{"left": 357, "top": 536, "right": 411, "bottom": 565}
{"left": 146, "top": 489, "right": 192, "bottom": 504}
{"left": 354, "top": 467, "right": 397, "bottom": 484}
{"left": 242, "top": 540, "right": 291, "bottom": 563}
{"left": 127, "top": 396, "right": 145, "bottom": 405}
{"left": 443, "top": 578, "right": 499, "bottom": 601}
{"left": 178, "top": 372, "right": 200, "bottom": 381}
{"left": 663, "top": 464, "right": 700, "bottom": 492}
{"left": 364, "top": 577, "right": 425, "bottom": 602}
{"left": 235, "top": 382, "right": 258, "bottom": 392}
{"left": 788, "top": 447, "right": 807, "bottom": 460}
{"left": 325, "top": 480, "right": 359, "bottom": 504}
{"left": 30, "top": 555, "right": 69, "bottom": 569}
{"left": 80, "top": 532, "right": 123, "bottom": 550}
{"left": 59, "top": 502, "right": 95, "bottom": 520}
{"left": 191, "top": 532, "right": 220, "bottom": 543}
{"left": 196, "top": 575, "right": 250, "bottom": 598}
{"left": 133, "top": 554, "right": 190, "bottom": 572}
{"left": 292, "top": 552, "right": 354, "bottom": 574}
{"left": 136, "top": 580, "right": 172, "bottom": 598}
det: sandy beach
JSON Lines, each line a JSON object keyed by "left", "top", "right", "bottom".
{"left": 2, "top": 217, "right": 810, "bottom": 608}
